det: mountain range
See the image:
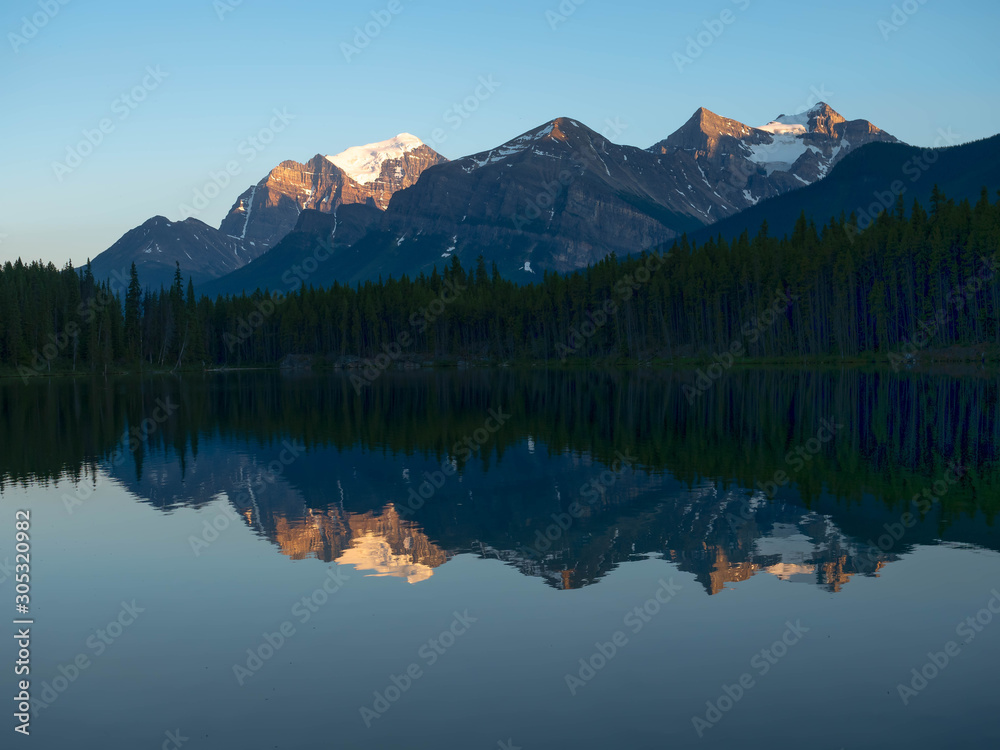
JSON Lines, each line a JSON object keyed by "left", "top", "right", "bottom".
{"left": 689, "top": 132, "right": 1000, "bottom": 244}
{"left": 90, "top": 103, "right": 918, "bottom": 292}
{"left": 90, "top": 134, "right": 447, "bottom": 289}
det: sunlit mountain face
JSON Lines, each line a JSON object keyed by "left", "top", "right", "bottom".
{"left": 3, "top": 369, "right": 994, "bottom": 595}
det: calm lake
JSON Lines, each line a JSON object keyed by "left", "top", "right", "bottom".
{"left": 2, "top": 369, "right": 999, "bottom": 749}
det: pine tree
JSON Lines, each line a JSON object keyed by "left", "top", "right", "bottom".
{"left": 125, "top": 263, "right": 142, "bottom": 363}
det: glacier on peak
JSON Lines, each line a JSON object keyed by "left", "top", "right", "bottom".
{"left": 756, "top": 103, "right": 831, "bottom": 135}
{"left": 326, "top": 133, "right": 424, "bottom": 185}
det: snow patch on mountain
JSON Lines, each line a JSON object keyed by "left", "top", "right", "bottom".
{"left": 757, "top": 103, "right": 828, "bottom": 134}
{"left": 327, "top": 133, "right": 424, "bottom": 185}
{"left": 745, "top": 134, "right": 811, "bottom": 175}
{"left": 757, "top": 121, "right": 808, "bottom": 136}
{"left": 459, "top": 123, "right": 558, "bottom": 172}
{"left": 227, "top": 185, "right": 257, "bottom": 242}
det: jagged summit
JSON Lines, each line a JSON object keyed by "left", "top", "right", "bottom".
{"left": 522, "top": 116, "right": 598, "bottom": 141}
{"left": 455, "top": 117, "right": 604, "bottom": 172}
{"left": 758, "top": 103, "right": 846, "bottom": 136}
{"left": 543, "top": 117, "right": 591, "bottom": 141}
{"left": 648, "top": 102, "right": 896, "bottom": 181}
{"left": 688, "top": 106, "right": 752, "bottom": 135}
{"left": 683, "top": 107, "right": 755, "bottom": 138}
{"left": 651, "top": 107, "right": 764, "bottom": 157}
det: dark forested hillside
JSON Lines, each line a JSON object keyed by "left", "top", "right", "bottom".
{"left": 692, "top": 135, "right": 1000, "bottom": 245}
{"left": 2, "top": 188, "right": 999, "bottom": 375}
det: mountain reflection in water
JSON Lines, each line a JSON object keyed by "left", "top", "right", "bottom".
{"left": 3, "top": 368, "right": 994, "bottom": 596}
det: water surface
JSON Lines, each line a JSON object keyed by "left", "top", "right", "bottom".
{"left": 2, "top": 369, "right": 999, "bottom": 749}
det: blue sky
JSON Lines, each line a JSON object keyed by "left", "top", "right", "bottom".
{"left": 1, "top": 0, "right": 998, "bottom": 266}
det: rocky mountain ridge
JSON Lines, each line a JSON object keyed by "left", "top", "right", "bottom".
{"left": 90, "top": 103, "right": 897, "bottom": 289}
{"left": 90, "top": 134, "right": 448, "bottom": 288}
{"left": 244, "top": 102, "right": 897, "bottom": 287}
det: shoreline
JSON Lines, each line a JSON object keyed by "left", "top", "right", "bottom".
{"left": 4, "top": 350, "right": 1000, "bottom": 381}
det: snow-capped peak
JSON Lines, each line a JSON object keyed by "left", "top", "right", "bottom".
{"left": 756, "top": 103, "right": 829, "bottom": 135}
{"left": 757, "top": 120, "right": 808, "bottom": 136}
{"left": 326, "top": 133, "right": 424, "bottom": 185}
